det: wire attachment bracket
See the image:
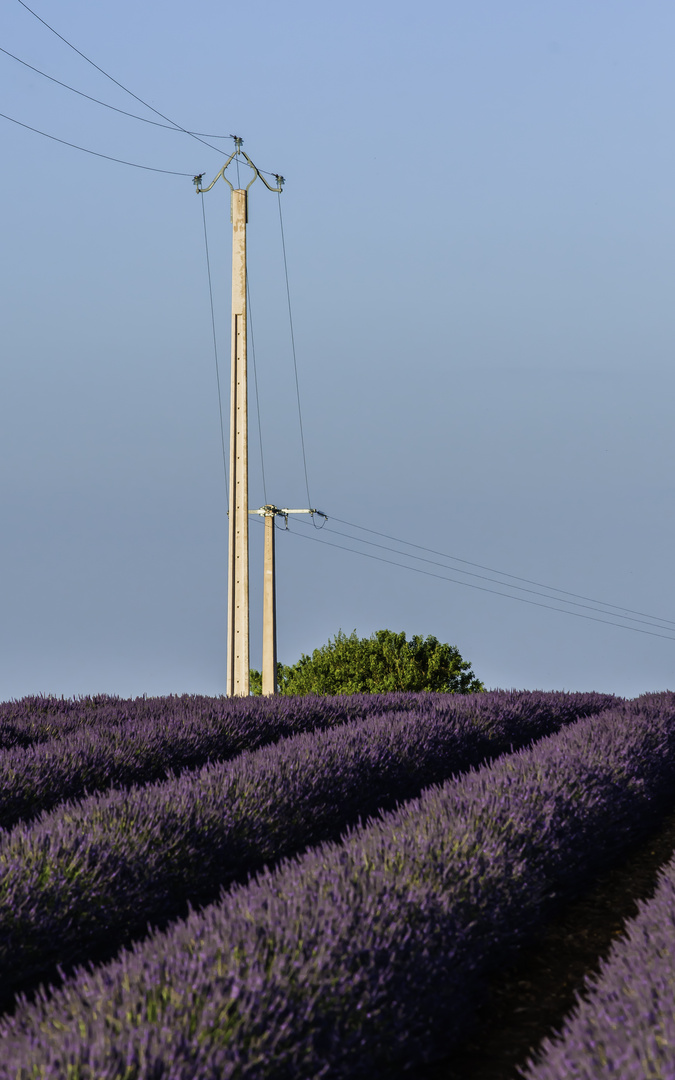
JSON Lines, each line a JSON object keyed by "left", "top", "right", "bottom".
{"left": 251, "top": 504, "right": 327, "bottom": 530}
{"left": 193, "top": 137, "right": 284, "bottom": 196}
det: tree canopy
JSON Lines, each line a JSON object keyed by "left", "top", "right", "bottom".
{"left": 250, "top": 629, "right": 484, "bottom": 695}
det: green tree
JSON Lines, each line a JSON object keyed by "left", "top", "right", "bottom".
{"left": 250, "top": 629, "right": 484, "bottom": 695}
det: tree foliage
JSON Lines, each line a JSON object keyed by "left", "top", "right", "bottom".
{"left": 250, "top": 629, "right": 484, "bottom": 696}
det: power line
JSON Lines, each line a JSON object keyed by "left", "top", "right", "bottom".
{"left": 247, "top": 274, "right": 268, "bottom": 504}
{"left": 0, "top": 110, "right": 194, "bottom": 175}
{"left": 198, "top": 176, "right": 269, "bottom": 508}
{"left": 0, "top": 45, "right": 233, "bottom": 137}
{"left": 277, "top": 191, "right": 312, "bottom": 507}
{"left": 198, "top": 192, "right": 228, "bottom": 503}
{"left": 286, "top": 521, "right": 675, "bottom": 644}
{"left": 14, "top": 0, "right": 229, "bottom": 157}
{"left": 12, "top": 5, "right": 284, "bottom": 180}
{"left": 308, "top": 520, "right": 674, "bottom": 634}
{"left": 329, "top": 516, "right": 675, "bottom": 630}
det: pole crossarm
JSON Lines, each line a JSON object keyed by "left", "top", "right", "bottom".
{"left": 251, "top": 505, "right": 327, "bottom": 528}
{"left": 193, "top": 137, "right": 284, "bottom": 196}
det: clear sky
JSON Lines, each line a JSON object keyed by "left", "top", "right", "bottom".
{"left": 1, "top": 0, "right": 674, "bottom": 700}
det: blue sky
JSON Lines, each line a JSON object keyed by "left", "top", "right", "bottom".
{"left": 1, "top": 0, "right": 674, "bottom": 699}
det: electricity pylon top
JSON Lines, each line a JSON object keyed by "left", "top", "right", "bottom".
{"left": 193, "top": 137, "right": 284, "bottom": 202}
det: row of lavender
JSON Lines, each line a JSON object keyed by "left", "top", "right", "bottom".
{"left": 0, "top": 692, "right": 420, "bottom": 751}
{"left": 6, "top": 690, "right": 565, "bottom": 751}
{"left": 0, "top": 692, "right": 611, "bottom": 1009}
{"left": 0, "top": 690, "right": 614, "bottom": 831}
{"left": 1, "top": 694, "right": 674, "bottom": 1078}
{"left": 524, "top": 810, "right": 675, "bottom": 1079}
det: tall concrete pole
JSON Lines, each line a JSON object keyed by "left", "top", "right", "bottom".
{"left": 226, "top": 188, "right": 249, "bottom": 696}
{"left": 195, "top": 148, "right": 285, "bottom": 697}
{"left": 262, "top": 510, "right": 277, "bottom": 695}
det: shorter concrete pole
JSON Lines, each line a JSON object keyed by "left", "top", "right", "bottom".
{"left": 252, "top": 505, "right": 326, "bottom": 697}
{"left": 262, "top": 512, "right": 277, "bottom": 695}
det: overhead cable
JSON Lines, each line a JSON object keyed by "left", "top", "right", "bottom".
{"left": 0, "top": 45, "right": 233, "bottom": 137}
{"left": 287, "top": 522, "right": 675, "bottom": 644}
{"left": 14, "top": 0, "right": 229, "bottom": 157}
{"left": 311, "top": 521, "right": 673, "bottom": 633}
{"left": 0, "top": 110, "right": 194, "bottom": 175}
{"left": 198, "top": 193, "right": 228, "bottom": 503}
{"left": 329, "top": 515, "right": 675, "bottom": 630}
{"left": 247, "top": 274, "right": 268, "bottom": 505}
{"left": 277, "top": 191, "right": 312, "bottom": 507}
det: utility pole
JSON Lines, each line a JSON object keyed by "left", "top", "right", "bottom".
{"left": 195, "top": 142, "right": 284, "bottom": 696}
{"left": 251, "top": 506, "right": 327, "bottom": 694}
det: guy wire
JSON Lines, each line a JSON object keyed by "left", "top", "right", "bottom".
{"left": 277, "top": 191, "right": 312, "bottom": 507}
{"left": 199, "top": 193, "right": 229, "bottom": 504}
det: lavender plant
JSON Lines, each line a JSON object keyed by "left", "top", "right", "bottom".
{"left": 0, "top": 696, "right": 673, "bottom": 1078}
{"left": 522, "top": 815, "right": 675, "bottom": 1079}
{"left": 0, "top": 692, "right": 609, "bottom": 1008}
{"left": 0, "top": 691, "right": 615, "bottom": 831}
{"left": 0, "top": 692, "right": 377, "bottom": 751}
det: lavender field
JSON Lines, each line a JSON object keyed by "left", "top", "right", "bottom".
{"left": 1, "top": 689, "right": 674, "bottom": 1078}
